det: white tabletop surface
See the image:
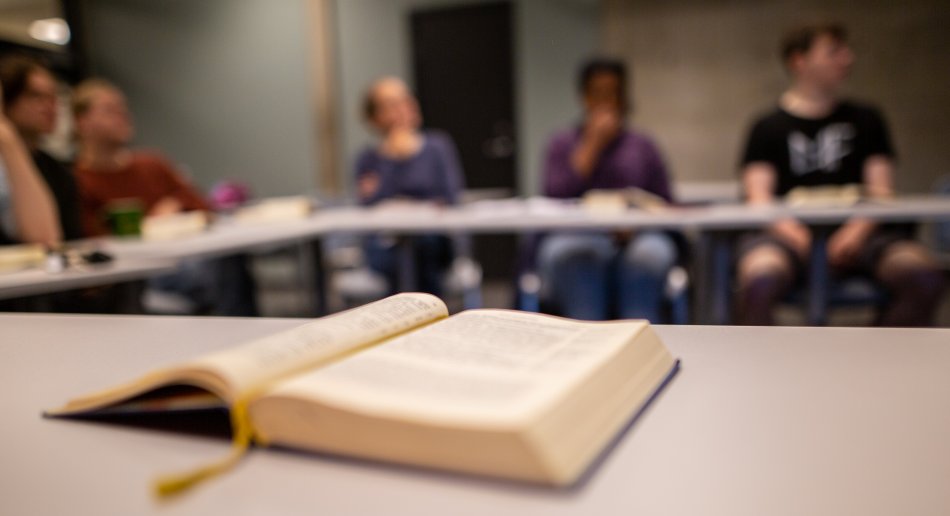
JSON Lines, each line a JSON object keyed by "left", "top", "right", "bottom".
{"left": 99, "top": 217, "right": 330, "bottom": 261}
{"left": 0, "top": 258, "right": 175, "bottom": 300}
{"left": 98, "top": 196, "right": 950, "bottom": 261}
{"left": 2, "top": 314, "right": 948, "bottom": 516}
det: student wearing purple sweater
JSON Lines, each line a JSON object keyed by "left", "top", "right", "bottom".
{"left": 355, "top": 77, "right": 464, "bottom": 297}
{"left": 538, "top": 58, "right": 678, "bottom": 321}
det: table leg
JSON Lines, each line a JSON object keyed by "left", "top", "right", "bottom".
{"left": 452, "top": 233, "right": 482, "bottom": 310}
{"left": 297, "top": 238, "right": 328, "bottom": 317}
{"left": 396, "top": 237, "right": 417, "bottom": 293}
{"left": 807, "top": 230, "right": 830, "bottom": 326}
{"left": 115, "top": 281, "right": 145, "bottom": 314}
{"left": 711, "top": 232, "right": 734, "bottom": 325}
{"left": 696, "top": 230, "right": 734, "bottom": 325}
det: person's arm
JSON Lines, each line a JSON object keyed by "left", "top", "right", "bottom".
{"left": 743, "top": 161, "right": 811, "bottom": 259}
{"left": 825, "top": 155, "right": 893, "bottom": 267}
{"left": 543, "top": 133, "right": 588, "bottom": 198}
{"left": 863, "top": 155, "right": 895, "bottom": 200}
{"left": 827, "top": 107, "right": 897, "bottom": 268}
{"left": 354, "top": 151, "right": 383, "bottom": 206}
{"left": 151, "top": 155, "right": 210, "bottom": 215}
{"left": 0, "top": 116, "right": 61, "bottom": 246}
{"left": 739, "top": 116, "right": 811, "bottom": 259}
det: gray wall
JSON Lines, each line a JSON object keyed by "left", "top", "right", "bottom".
{"left": 518, "top": 0, "right": 601, "bottom": 196}
{"left": 604, "top": 0, "right": 950, "bottom": 193}
{"left": 82, "top": 0, "right": 320, "bottom": 198}
{"left": 335, "top": 0, "right": 601, "bottom": 196}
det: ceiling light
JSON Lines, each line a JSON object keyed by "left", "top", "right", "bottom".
{"left": 28, "top": 18, "right": 71, "bottom": 46}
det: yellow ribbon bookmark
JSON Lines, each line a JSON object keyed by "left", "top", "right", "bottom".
{"left": 150, "top": 316, "right": 446, "bottom": 498}
{"left": 153, "top": 397, "right": 259, "bottom": 498}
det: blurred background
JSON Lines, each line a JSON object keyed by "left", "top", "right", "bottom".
{"left": 3, "top": 0, "right": 947, "bottom": 199}
{"left": 2, "top": 0, "right": 948, "bottom": 320}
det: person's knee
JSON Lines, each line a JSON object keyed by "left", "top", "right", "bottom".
{"left": 540, "top": 235, "right": 614, "bottom": 269}
{"left": 877, "top": 243, "right": 946, "bottom": 299}
{"left": 623, "top": 232, "right": 677, "bottom": 275}
{"left": 877, "top": 243, "right": 938, "bottom": 280}
{"left": 738, "top": 245, "right": 793, "bottom": 289}
{"left": 904, "top": 268, "right": 946, "bottom": 303}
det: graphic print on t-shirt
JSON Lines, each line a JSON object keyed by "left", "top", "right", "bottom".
{"left": 787, "top": 123, "right": 855, "bottom": 176}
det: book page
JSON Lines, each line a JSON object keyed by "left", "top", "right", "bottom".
{"left": 183, "top": 293, "right": 448, "bottom": 400}
{"left": 266, "top": 310, "right": 650, "bottom": 425}
{"left": 49, "top": 293, "right": 447, "bottom": 417}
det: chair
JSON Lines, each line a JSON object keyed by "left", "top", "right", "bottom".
{"left": 329, "top": 233, "right": 482, "bottom": 310}
{"left": 783, "top": 227, "right": 887, "bottom": 326}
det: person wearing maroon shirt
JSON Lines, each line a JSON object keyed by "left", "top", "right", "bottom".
{"left": 75, "top": 151, "right": 210, "bottom": 237}
{"left": 72, "top": 79, "right": 257, "bottom": 316}
{"left": 538, "top": 58, "right": 678, "bottom": 321}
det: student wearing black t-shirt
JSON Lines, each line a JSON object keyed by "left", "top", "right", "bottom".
{"left": 736, "top": 23, "right": 945, "bottom": 326}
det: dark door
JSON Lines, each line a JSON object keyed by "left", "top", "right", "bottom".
{"left": 410, "top": 1, "right": 517, "bottom": 282}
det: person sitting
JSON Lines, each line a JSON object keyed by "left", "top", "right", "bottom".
{"left": 539, "top": 58, "right": 679, "bottom": 322}
{"left": 0, "top": 55, "right": 82, "bottom": 242}
{"left": 735, "top": 22, "right": 945, "bottom": 326}
{"left": 72, "top": 79, "right": 258, "bottom": 316}
{"left": 0, "top": 79, "right": 60, "bottom": 247}
{"left": 354, "top": 76, "right": 464, "bottom": 297}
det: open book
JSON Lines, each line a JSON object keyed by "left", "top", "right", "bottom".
{"left": 47, "top": 294, "right": 679, "bottom": 490}
{"left": 141, "top": 211, "right": 209, "bottom": 241}
{"left": 785, "top": 184, "right": 863, "bottom": 208}
{"left": 582, "top": 187, "right": 670, "bottom": 214}
{"left": 233, "top": 195, "right": 313, "bottom": 225}
{"left": 0, "top": 243, "right": 45, "bottom": 272}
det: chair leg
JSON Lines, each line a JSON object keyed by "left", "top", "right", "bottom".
{"left": 517, "top": 272, "right": 541, "bottom": 312}
{"left": 706, "top": 231, "right": 733, "bottom": 325}
{"left": 665, "top": 265, "right": 690, "bottom": 325}
{"left": 669, "top": 290, "right": 689, "bottom": 325}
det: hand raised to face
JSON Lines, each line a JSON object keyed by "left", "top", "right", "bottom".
{"left": 583, "top": 108, "right": 622, "bottom": 148}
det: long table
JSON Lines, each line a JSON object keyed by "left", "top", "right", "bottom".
{"left": 3, "top": 314, "right": 948, "bottom": 515}
{"left": 4, "top": 196, "right": 950, "bottom": 318}
{"left": 97, "top": 196, "right": 950, "bottom": 252}
{"left": 0, "top": 257, "right": 175, "bottom": 301}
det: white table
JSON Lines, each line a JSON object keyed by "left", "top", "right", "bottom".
{"left": 98, "top": 219, "right": 336, "bottom": 314}
{"left": 7, "top": 196, "right": 949, "bottom": 315}
{"left": 2, "top": 314, "right": 948, "bottom": 515}
{"left": 0, "top": 258, "right": 175, "bottom": 301}
{"left": 312, "top": 196, "right": 950, "bottom": 233}
{"left": 100, "top": 217, "right": 333, "bottom": 262}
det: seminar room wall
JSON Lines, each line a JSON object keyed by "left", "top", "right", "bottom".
{"left": 604, "top": 0, "right": 950, "bottom": 194}
{"left": 81, "top": 0, "right": 321, "bottom": 198}
{"left": 335, "top": 0, "right": 602, "bottom": 197}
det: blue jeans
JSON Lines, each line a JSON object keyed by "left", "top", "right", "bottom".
{"left": 538, "top": 231, "right": 677, "bottom": 321}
